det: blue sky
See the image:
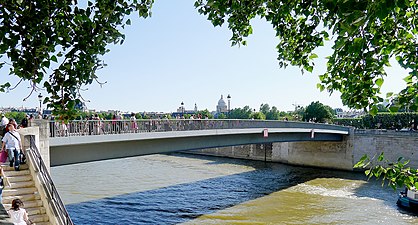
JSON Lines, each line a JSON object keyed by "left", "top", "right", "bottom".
{"left": 0, "top": 0, "right": 407, "bottom": 113}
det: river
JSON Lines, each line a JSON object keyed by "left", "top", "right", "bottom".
{"left": 51, "top": 153, "right": 418, "bottom": 225}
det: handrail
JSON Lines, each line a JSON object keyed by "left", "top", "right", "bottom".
{"left": 27, "top": 135, "right": 74, "bottom": 225}
{"left": 49, "top": 119, "right": 350, "bottom": 138}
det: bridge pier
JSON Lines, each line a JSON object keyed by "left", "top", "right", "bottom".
{"left": 271, "top": 137, "right": 354, "bottom": 170}
{"left": 191, "top": 128, "right": 356, "bottom": 170}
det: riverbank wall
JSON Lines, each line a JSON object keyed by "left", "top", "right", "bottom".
{"left": 187, "top": 129, "right": 418, "bottom": 171}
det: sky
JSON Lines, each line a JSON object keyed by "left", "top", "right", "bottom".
{"left": 0, "top": 0, "right": 408, "bottom": 113}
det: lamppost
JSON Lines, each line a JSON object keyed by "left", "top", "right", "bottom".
{"left": 181, "top": 101, "right": 184, "bottom": 117}
{"left": 227, "top": 94, "right": 231, "bottom": 119}
{"left": 38, "top": 93, "right": 43, "bottom": 115}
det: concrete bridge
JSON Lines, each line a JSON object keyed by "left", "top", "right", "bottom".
{"left": 45, "top": 119, "right": 350, "bottom": 167}
{"left": 10, "top": 120, "right": 415, "bottom": 225}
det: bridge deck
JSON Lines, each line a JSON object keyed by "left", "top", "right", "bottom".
{"left": 49, "top": 124, "right": 350, "bottom": 166}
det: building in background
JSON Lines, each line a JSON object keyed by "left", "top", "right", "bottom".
{"left": 216, "top": 95, "right": 227, "bottom": 114}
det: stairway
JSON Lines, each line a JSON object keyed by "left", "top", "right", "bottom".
{"left": 1, "top": 163, "right": 50, "bottom": 225}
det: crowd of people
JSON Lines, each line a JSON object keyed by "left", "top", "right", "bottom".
{"left": 0, "top": 113, "right": 33, "bottom": 224}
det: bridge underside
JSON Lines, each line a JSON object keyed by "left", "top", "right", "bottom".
{"left": 50, "top": 129, "right": 347, "bottom": 166}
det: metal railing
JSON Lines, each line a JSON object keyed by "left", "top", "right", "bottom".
{"left": 49, "top": 119, "right": 350, "bottom": 138}
{"left": 28, "top": 136, "right": 74, "bottom": 225}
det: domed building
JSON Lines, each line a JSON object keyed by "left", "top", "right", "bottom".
{"left": 216, "top": 95, "right": 228, "bottom": 114}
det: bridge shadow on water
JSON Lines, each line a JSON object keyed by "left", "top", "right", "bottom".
{"left": 65, "top": 153, "right": 397, "bottom": 225}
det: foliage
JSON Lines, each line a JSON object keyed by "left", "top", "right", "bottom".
{"left": 260, "top": 104, "right": 281, "bottom": 120}
{"left": 135, "top": 113, "right": 143, "bottom": 120}
{"left": 197, "top": 109, "right": 214, "bottom": 119}
{"left": 229, "top": 106, "right": 253, "bottom": 119}
{"left": 3, "top": 0, "right": 417, "bottom": 121}
{"left": 250, "top": 111, "right": 266, "bottom": 120}
{"left": 4, "top": 112, "right": 26, "bottom": 124}
{"left": 333, "top": 118, "right": 365, "bottom": 128}
{"left": 291, "top": 105, "right": 305, "bottom": 121}
{"left": 377, "top": 104, "right": 389, "bottom": 112}
{"left": 194, "top": 0, "right": 418, "bottom": 114}
{"left": 217, "top": 113, "right": 227, "bottom": 119}
{"left": 334, "top": 113, "right": 418, "bottom": 130}
{"left": 303, "top": 101, "right": 334, "bottom": 123}
{"left": 354, "top": 153, "right": 418, "bottom": 191}
{"left": 141, "top": 113, "right": 151, "bottom": 119}
{"left": 0, "top": 0, "right": 153, "bottom": 119}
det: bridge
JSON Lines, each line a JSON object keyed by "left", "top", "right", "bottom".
{"left": 46, "top": 119, "right": 350, "bottom": 167}
{"left": 10, "top": 120, "right": 415, "bottom": 225}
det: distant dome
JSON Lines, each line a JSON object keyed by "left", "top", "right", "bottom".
{"left": 218, "top": 95, "right": 226, "bottom": 107}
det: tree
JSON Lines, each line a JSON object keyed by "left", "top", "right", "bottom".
{"left": 217, "top": 113, "right": 227, "bottom": 119}
{"left": 195, "top": 0, "right": 418, "bottom": 114}
{"left": 5, "top": 112, "right": 26, "bottom": 124}
{"left": 2, "top": 1, "right": 417, "bottom": 119}
{"left": 260, "top": 103, "right": 270, "bottom": 115}
{"left": 229, "top": 106, "right": 253, "bottom": 119}
{"left": 303, "top": 101, "right": 334, "bottom": 123}
{"left": 377, "top": 104, "right": 390, "bottom": 112}
{"left": 260, "top": 103, "right": 280, "bottom": 120}
{"left": 197, "top": 109, "right": 214, "bottom": 119}
{"left": 250, "top": 111, "right": 266, "bottom": 120}
{"left": 292, "top": 105, "right": 305, "bottom": 121}
{"left": 0, "top": 1, "right": 153, "bottom": 120}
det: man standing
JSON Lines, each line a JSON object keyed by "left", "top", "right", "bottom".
{"left": 1, "top": 124, "right": 22, "bottom": 171}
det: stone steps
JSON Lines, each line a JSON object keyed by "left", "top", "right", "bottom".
{"left": 3, "top": 200, "right": 43, "bottom": 209}
{"left": 1, "top": 164, "right": 50, "bottom": 224}
{"left": 2, "top": 187, "right": 37, "bottom": 197}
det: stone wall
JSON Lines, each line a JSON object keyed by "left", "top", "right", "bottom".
{"left": 190, "top": 129, "right": 418, "bottom": 171}
{"left": 353, "top": 130, "right": 418, "bottom": 169}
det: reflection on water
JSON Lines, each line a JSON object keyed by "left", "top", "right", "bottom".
{"left": 51, "top": 153, "right": 418, "bottom": 225}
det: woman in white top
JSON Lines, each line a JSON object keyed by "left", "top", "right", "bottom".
{"left": 8, "top": 198, "right": 30, "bottom": 225}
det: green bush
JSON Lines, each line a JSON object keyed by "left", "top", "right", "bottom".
{"left": 334, "top": 113, "right": 418, "bottom": 129}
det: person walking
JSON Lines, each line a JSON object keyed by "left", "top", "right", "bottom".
{"left": 1, "top": 124, "right": 22, "bottom": 171}
{"left": 0, "top": 114, "right": 9, "bottom": 137}
{"left": 7, "top": 198, "right": 32, "bottom": 225}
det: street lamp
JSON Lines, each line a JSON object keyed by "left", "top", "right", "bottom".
{"left": 227, "top": 94, "right": 231, "bottom": 118}
{"left": 181, "top": 101, "right": 184, "bottom": 117}
{"left": 38, "top": 93, "right": 43, "bottom": 115}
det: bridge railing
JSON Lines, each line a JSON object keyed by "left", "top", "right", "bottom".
{"left": 27, "top": 135, "right": 74, "bottom": 225}
{"left": 49, "top": 119, "right": 349, "bottom": 138}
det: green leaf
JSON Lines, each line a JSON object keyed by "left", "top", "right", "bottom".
{"left": 317, "top": 83, "right": 325, "bottom": 92}
{"left": 370, "top": 105, "right": 378, "bottom": 116}
{"left": 126, "top": 19, "right": 131, "bottom": 25}
{"left": 403, "top": 75, "right": 412, "bottom": 84}
{"left": 51, "top": 55, "right": 58, "bottom": 63}
{"left": 309, "top": 53, "right": 318, "bottom": 59}
{"left": 378, "top": 152, "right": 384, "bottom": 162}
{"left": 389, "top": 106, "right": 399, "bottom": 112}
{"left": 375, "top": 78, "right": 384, "bottom": 87}
{"left": 354, "top": 154, "right": 368, "bottom": 168}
